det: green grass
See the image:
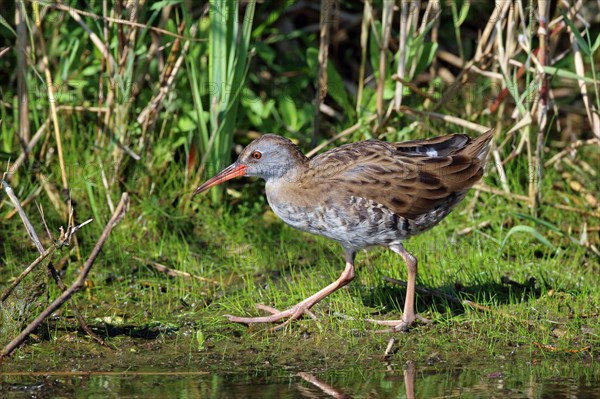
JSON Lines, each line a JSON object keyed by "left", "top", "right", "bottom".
{"left": 5, "top": 157, "right": 597, "bottom": 371}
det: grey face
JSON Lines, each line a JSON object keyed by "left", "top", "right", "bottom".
{"left": 237, "top": 135, "right": 302, "bottom": 181}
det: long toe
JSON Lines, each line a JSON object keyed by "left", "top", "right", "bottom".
{"left": 226, "top": 303, "right": 312, "bottom": 326}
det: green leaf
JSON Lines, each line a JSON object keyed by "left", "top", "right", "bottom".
{"left": 512, "top": 213, "right": 563, "bottom": 235}
{"left": 457, "top": 1, "right": 470, "bottom": 26}
{"left": 151, "top": 0, "right": 182, "bottom": 10}
{"left": 560, "top": 10, "right": 591, "bottom": 55}
{"left": 178, "top": 116, "right": 197, "bottom": 132}
{"left": 544, "top": 66, "right": 597, "bottom": 84}
{"left": 450, "top": 0, "right": 469, "bottom": 27}
{"left": 0, "top": 14, "right": 16, "bottom": 37}
{"left": 254, "top": 42, "right": 276, "bottom": 64}
{"left": 501, "top": 225, "right": 556, "bottom": 250}
{"left": 327, "top": 64, "right": 355, "bottom": 118}
{"left": 592, "top": 32, "right": 600, "bottom": 52}
{"left": 279, "top": 98, "right": 298, "bottom": 130}
{"left": 414, "top": 42, "right": 438, "bottom": 77}
{"left": 81, "top": 65, "right": 102, "bottom": 77}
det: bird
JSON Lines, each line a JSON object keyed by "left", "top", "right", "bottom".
{"left": 193, "top": 129, "right": 494, "bottom": 331}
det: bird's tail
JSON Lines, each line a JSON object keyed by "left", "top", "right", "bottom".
{"left": 462, "top": 129, "right": 495, "bottom": 161}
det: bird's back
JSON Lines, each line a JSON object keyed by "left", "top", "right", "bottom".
{"left": 309, "top": 130, "right": 493, "bottom": 217}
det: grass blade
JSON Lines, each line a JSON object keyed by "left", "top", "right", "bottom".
{"left": 501, "top": 225, "right": 556, "bottom": 250}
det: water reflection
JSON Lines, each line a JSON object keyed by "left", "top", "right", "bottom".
{"left": 1, "top": 362, "right": 599, "bottom": 398}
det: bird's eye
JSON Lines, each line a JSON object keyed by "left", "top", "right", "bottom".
{"left": 251, "top": 151, "right": 262, "bottom": 160}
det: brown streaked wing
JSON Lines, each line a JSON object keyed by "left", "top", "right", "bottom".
{"left": 305, "top": 133, "right": 492, "bottom": 219}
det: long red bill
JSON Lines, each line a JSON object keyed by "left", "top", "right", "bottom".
{"left": 193, "top": 163, "right": 247, "bottom": 196}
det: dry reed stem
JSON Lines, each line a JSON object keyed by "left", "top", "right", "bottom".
{"left": 494, "top": 1, "right": 537, "bottom": 207}
{"left": 544, "top": 138, "right": 600, "bottom": 167}
{"left": 427, "top": 1, "right": 441, "bottom": 80}
{"left": 473, "top": 183, "right": 530, "bottom": 202}
{"left": 312, "top": 0, "right": 333, "bottom": 146}
{"left": 134, "top": 256, "right": 219, "bottom": 284}
{"left": 535, "top": 0, "right": 551, "bottom": 208}
{"left": 525, "top": 125, "right": 536, "bottom": 209}
{"left": 383, "top": 337, "right": 396, "bottom": 357}
{"left": 99, "top": 161, "right": 115, "bottom": 213}
{"left": 493, "top": 149, "right": 510, "bottom": 193}
{"left": 35, "top": 203, "right": 52, "bottom": 242}
{"left": 553, "top": 204, "right": 600, "bottom": 218}
{"left": 495, "top": 13, "right": 508, "bottom": 79}
{"left": 356, "top": 0, "right": 372, "bottom": 113}
{"left": 436, "top": 49, "right": 504, "bottom": 81}
{"left": 467, "top": 0, "right": 512, "bottom": 66}
{"left": 34, "top": 15, "right": 68, "bottom": 191}
{"left": 506, "top": 0, "right": 517, "bottom": 67}
{"left": 137, "top": 21, "right": 195, "bottom": 126}
{"left": 562, "top": 1, "right": 600, "bottom": 139}
{"left": 3, "top": 185, "right": 43, "bottom": 220}
{"left": 94, "top": 0, "right": 110, "bottom": 210}
{"left": 1, "top": 180, "right": 45, "bottom": 253}
{"left": 392, "top": 75, "right": 440, "bottom": 102}
{"left": 96, "top": 0, "right": 114, "bottom": 151}
{"left": 457, "top": 220, "right": 492, "bottom": 236}
{"left": 376, "top": 0, "right": 393, "bottom": 123}
{"left": 0, "top": 193, "right": 129, "bottom": 359}
{"left": 399, "top": 107, "right": 491, "bottom": 134}
{"left": 394, "top": 1, "right": 409, "bottom": 111}
{"left": 476, "top": 181, "right": 600, "bottom": 218}
{"left": 408, "top": 0, "right": 426, "bottom": 82}
{"left": 16, "top": 1, "right": 29, "bottom": 145}
{"left": 48, "top": 2, "right": 200, "bottom": 42}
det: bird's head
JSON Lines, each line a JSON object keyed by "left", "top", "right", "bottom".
{"left": 193, "top": 134, "right": 307, "bottom": 196}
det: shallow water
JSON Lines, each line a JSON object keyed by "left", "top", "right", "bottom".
{"left": 2, "top": 363, "right": 599, "bottom": 399}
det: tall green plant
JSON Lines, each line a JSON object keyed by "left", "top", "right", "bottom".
{"left": 193, "top": 0, "right": 256, "bottom": 202}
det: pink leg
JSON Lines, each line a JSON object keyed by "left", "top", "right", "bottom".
{"left": 227, "top": 252, "right": 356, "bottom": 330}
{"left": 368, "top": 244, "right": 419, "bottom": 332}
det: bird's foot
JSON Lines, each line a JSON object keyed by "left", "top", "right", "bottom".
{"left": 225, "top": 261, "right": 355, "bottom": 331}
{"left": 225, "top": 302, "right": 318, "bottom": 331}
{"left": 366, "top": 314, "right": 431, "bottom": 333}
